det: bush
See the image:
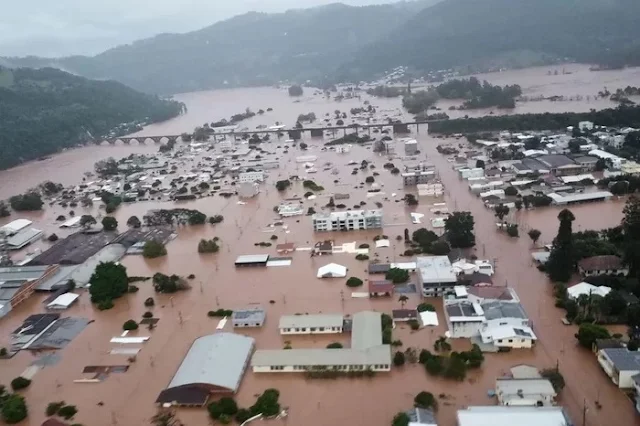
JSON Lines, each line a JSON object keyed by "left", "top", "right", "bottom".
{"left": 326, "top": 342, "right": 343, "bottom": 349}
{"left": 355, "top": 254, "right": 369, "bottom": 261}
{"left": 429, "top": 240, "right": 451, "bottom": 255}
{"left": 58, "top": 405, "right": 78, "bottom": 420}
{"left": 209, "top": 215, "right": 224, "bottom": 224}
{"left": 391, "top": 340, "right": 403, "bottom": 347}
{"left": 208, "top": 309, "right": 233, "bottom": 317}
{"left": 541, "top": 368, "right": 566, "bottom": 392}
{"left": 128, "top": 285, "right": 139, "bottom": 293}
{"left": 385, "top": 268, "right": 409, "bottom": 284}
{"left": 143, "top": 240, "right": 167, "bottom": 258}
{"left": 10, "top": 377, "right": 31, "bottom": 391}
{"left": 346, "top": 277, "right": 364, "bottom": 288}
{"left": 97, "top": 300, "right": 114, "bottom": 310}
{"left": 48, "top": 233, "right": 59, "bottom": 242}
{"left": 417, "top": 303, "right": 435, "bottom": 312}
{"left": 1, "top": 394, "right": 28, "bottom": 424}
{"left": 122, "top": 320, "right": 139, "bottom": 331}
{"left": 358, "top": 243, "right": 370, "bottom": 248}
{"left": 46, "top": 401, "right": 65, "bottom": 416}
{"left": 208, "top": 397, "right": 238, "bottom": 420}
{"left": 393, "top": 351, "right": 406, "bottom": 366}
{"left": 408, "top": 320, "right": 420, "bottom": 330}
{"left": 414, "top": 391, "right": 437, "bottom": 410}
{"left": 198, "top": 238, "right": 220, "bottom": 253}
{"left": 144, "top": 297, "right": 155, "bottom": 307}
{"left": 236, "top": 408, "right": 252, "bottom": 423}
{"left": 142, "top": 311, "right": 153, "bottom": 319}
{"left": 0, "top": 347, "right": 7, "bottom": 356}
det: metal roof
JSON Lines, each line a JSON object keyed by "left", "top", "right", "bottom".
{"left": 0, "top": 265, "right": 51, "bottom": 282}
{"left": 481, "top": 301, "right": 528, "bottom": 320}
{"left": 0, "top": 219, "right": 32, "bottom": 235}
{"left": 351, "top": 311, "right": 383, "bottom": 350}
{"left": 251, "top": 345, "right": 391, "bottom": 367}
{"left": 602, "top": 348, "right": 640, "bottom": 371}
{"left": 495, "top": 378, "right": 556, "bottom": 397}
{"left": 7, "top": 228, "right": 43, "bottom": 249}
{"left": 234, "top": 254, "right": 269, "bottom": 264}
{"left": 166, "top": 332, "right": 255, "bottom": 393}
{"left": 25, "top": 317, "right": 89, "bottom": 350}
{"left": 417, "top": 256, "right": 457, "bottom": 285}
{"left": 457, "top": 406, "right": 571, "bottom": 426}
{"left": 279, "top": 314, "right": 344, "bottom": 329}
{"left": 232, "top": 307, "right": 265, "bottom": 323}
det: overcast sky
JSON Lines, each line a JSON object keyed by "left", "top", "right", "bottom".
{"left": 0, "top": 0, "right": 400, "bottom": 57}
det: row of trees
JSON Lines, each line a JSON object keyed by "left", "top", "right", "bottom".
{"left": 436, "top": 77, "right": 521, "bottom": 109}
{"left": 208, "top": 389, "right": 281, "bottom": 423}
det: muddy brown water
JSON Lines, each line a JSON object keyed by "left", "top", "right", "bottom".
{"left": 0, "top": 64, "right": 639, "bottom": 426}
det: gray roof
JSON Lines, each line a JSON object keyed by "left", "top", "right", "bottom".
{"left": 407, "top": 407, "right": 437, "bottom": 425}
{"left": 36, "top": 265, "right": 79, "bottom": 291}
{"left": 482, "top": 301, "right": 528, "bottom": 320}
{"left": 0, "top": 265, "right": 50, "bottom": 282}
{"left": 251, "top": 345, "right": 391, "bottom": 367}
{"left": 351, "top": 311, "right": 383, "bottom": 350}
{"left": 232, "top": 307, "right": 265, "bottom": 323}
{"left": 279, "top": 314, "right": 343, "bottom": 329}
{"left": 495, "top": 378, "right": 556, "bottom": 397}
{"left": 7, "top": 228, "right": 42, "bottom": 248}
{"left": 167, "top": 332, "right": 255, "bottom": 393}
{"left": 536, "top": 154, "right": 576, "bottom": 168}
{"left": 602, "top": 348, "right": 640, "bottom": 371}
{"left": 25, "top": 317, "right": 89, "bottom": 350}
{"left": 446, "top": 302, "right": 478, "bottom": 318}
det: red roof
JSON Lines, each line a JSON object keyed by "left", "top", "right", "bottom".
{"left": 578, "top": 255, "right": 623, "bottom": 272}
{"left": 368, "top": 280, "right": 394, "bottom": 294}
{"left": 42, "top": 419, "right": 69, "bottom": 426}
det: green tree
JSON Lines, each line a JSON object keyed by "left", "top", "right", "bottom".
{"left": 430, "top": 240, "right": 451, "bottom": 255}
{"left": 414, "top": 391, "right": 437, "bottom": 410}
{"left": 9, "top": 192, "right": 43, "bottom": 211}
{"left": 89, "top": 262, "right": 128, "bottom": 304}
{"left": 424, "top": 356, "right": 444, "bottom": 375}
{"left": 1, "top": 394, "right": 27, "bottom": 424}
{"left": 622, "top": 196, "right": 640, "bottom": 276}
{"left": 575, "top": 323, "right": 610, "bottom": 348}
{"left": 275, "top": 180, "right": 291, "bottom": 191}
{"left": 405, "top": 194, "right": 419, "bottom": 206}
{"left": 528, "top": 229, "right": 541, "bottom": 245}
{"left": 101, "top": 216, "right": 118, "bottom": 231}
{"left": 540, "top": 368, "right": 566, "bottom": 392}
{"left": 445, "top": 211, "right": 476, "bottom": 248}
{"left": 417, "top": 303, "right": 435, "bottom": 312}
{"left": 0, "top": 202, "right": 10, "bottom": 217}
{"left": 546, "top": 209, "right": 576, "bottom": 282}
{"left": 326, "top": 342, "right": 343, "bottom": 349}
{"left": 57, "top": 405, "right": 78, "bottom": 420}
{"left": 127, "top": 215, "right": 142, "bottom": 228}
{"left": 385, "top": 268, "right": 409, "bottom": 284}
{"left": 153, "top": 273, "right": 187, "bottom": 293}
{"left": 393, "top": 351, "right": 406, "bottom": 366}
{"left": 10, "top": 377, "right": 30, "bottom": 391}
{"left": 79, "top": 214, "right": 96, "bottom": 229}
{"left": 288, "top": 85, "right": 303, "bottom": 96}
{"left": 143, "top": 240, "right": 167, "bottom": 258}
{"left": 412, "top": 228, "right": 438, "bottom": 248}
{"left": 122, "top": 320, "right": 139, "bottom": 331}
{"left": 346, "top": 277, "right": 364, "bottom": 287}
{"left": 444, "top": 353, "right": 467, "bottom": 381}
{"left": 198, "top": 238, "right": 220, "bottom": 253}
{"left": 494, "top": 204, "right": 509, "bottom": 221}
{"left": 398, "top": 295, "right": 409, "bottom": 308}
{"left": 392, "top": 412, "right": 410, "bottom": 426}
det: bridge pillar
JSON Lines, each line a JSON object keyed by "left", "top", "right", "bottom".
{"left": 167, "top": 136, "right": 178, "bottom": 143}
{"left": 310, "top": 129, "right": 323, "bottom": 137}
{"left": 287, "top": 130, "right": 302, "bottom": 141}
{"left": 393, "top": 124, "right": 410, "bottom": 134}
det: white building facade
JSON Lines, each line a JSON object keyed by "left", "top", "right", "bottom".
{"left": 312, "top": 210, "right": 383, "bottom": 232}
{"left": 238, "top": 171, "right": 264, "bottom": 183}
{"left": 279, "top": 314, "right": 344, "bottom": 335}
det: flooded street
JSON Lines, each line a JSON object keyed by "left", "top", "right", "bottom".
{"left": 0, "top": 64, "right": 639, "bottom": 426}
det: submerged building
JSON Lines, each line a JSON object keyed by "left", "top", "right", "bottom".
{"left": 312, "top": 210, "right": 383, "bottom": 232}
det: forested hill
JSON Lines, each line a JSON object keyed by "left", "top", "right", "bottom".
{"left": 0, "top": 67, "right": 184, "bottom": 169}
{"left": 337, "top": 0, "right": 640, "bottom": 81}
{"left": 0, "top": 1, "right": 439, "bottom": 95}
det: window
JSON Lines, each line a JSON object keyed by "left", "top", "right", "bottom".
{"left": 508, "top": 339, "right": 513, "bottom": 343}
{"left": 319, "top": 327, "right": 325, "bottom": 331}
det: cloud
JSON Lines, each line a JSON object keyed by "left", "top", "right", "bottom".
{"left": 0, "top": 0, "right": 398, "bottom": 56}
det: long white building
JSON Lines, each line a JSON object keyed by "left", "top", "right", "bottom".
{"left": 312, "top": 209, "right": 383, "bottom": 232}
{"left": 279, "top": 314, "right": 344, "bottom": 335}
{"left": 252, "top": 311, "right": 391, "bottom": 373}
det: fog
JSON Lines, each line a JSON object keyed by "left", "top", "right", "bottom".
{"left": 0, "top": 0, "right": 403, "bottom": 57}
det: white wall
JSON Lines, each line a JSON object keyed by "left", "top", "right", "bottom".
{"left": 494, "top": 337, "right": 534, "bottom": 349}
{"left": 253, "top": 364, "right": 391, "bottom": 373}
{"left": 448, "top": 320, "right": 484, "bottom": 338}
{"left": 485, "top": 317, "right": 529, "bottom": 329}
{"left": 279, "top": 326, "right": 342, "bottom": 335}
{"left": 619, "top": 370, "right": 640, "bottom": 389}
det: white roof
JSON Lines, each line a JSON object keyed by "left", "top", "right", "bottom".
{"left": 548, "top": 191, "right": 613, "bottom": 204}
{"left": 567, "top": 282, "right": 611, "bottom": 299}
{"left": 417, "top": 256, "right": 457, "bottom": 284}
{"left": 317, "top": 263, "right": 347, "bottom": 278}
{"left": 1, "top": 219, "right": 32, "bottom": 235}
{"left": 560, "top": 174, "right": 595, "bottom": 184}
{"left": 60, "top": 216, "right": 82, "bottom": 228}
{"left": 235, "top": 254, "right": 269, "bottom": 264}
{"left": 46, "top": 293, "right": 79, "bottom": 309}
{"left": 495, "top": 378, "right": 556, "bottom": 397}
{"left": 251, "top": 345, "right": 391, "bottom": 367}
{"left": 457, "top": 406, "right": 570, "bottom": 426}
{"left": 420, "top": 311, "right": 439, "bottom": 326}
{"left": 454, "top": 286, "right": 468, "bottom": 297}
{"left": 375, "top": 239, "right": 390, "bottom": 248}
{"left": 481, "top": 325, "right": 537, "bottom": 341}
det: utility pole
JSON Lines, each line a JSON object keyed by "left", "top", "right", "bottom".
{"left": 582, "top": 398, "right": 588, "bottom": 426}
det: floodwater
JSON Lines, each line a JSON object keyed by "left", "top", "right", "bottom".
{"left": 0, "top": 64, "right": 640, "bottom": 426}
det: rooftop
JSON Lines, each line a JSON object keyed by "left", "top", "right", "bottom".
{"left": 279, "top": 314, "right": 344, "bottom": 329}
{"left": 416, "top": 256, "right": 457, "bottom": 285}
{"left": 481, "top": 301, "right": 528, "bottom": 320}
{"left": 312, "top": 209, "right": 382, "bottom": 221}
{"left": 578, "top": 255, "right": 623, "bottom": 271}
{"left": 602, "top": 348, "right": 640, "bottom": 371}
{"left": 536, "top": 154, "right": 577, "bottom": 168}
{"left": 495, "top": 378, "right": 556, "bottom": 396}
{"left": 457, "top": 406, "right": 571, "bottom": 426}
{"left": 234, "top": 254, "right": 270, "bottom": 264}
{"left": 251, "top": 345, "right": 391, "bottom": 367}
{"left": 232, "top": 307, "right": 265, "bottom": 323}
{"left": 351, "top": 311, "right": 382, "bottom": 350}
{"left": 0, "top": 265, "right": 52, "bottom": 282}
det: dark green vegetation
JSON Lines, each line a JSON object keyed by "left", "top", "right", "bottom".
{"left": 445, "top": 212, "right": 476, "bottom": 248}
{"left": 0, "top": 66, "right": 183, "bottom": 169}
{"left": 89, "top": 262, "right": 128, "bottom": 307}
{"left": 198, "top": 238, "right": 220, "bottom": 253}
{"left": 143, "top": 240, "right": 167, "bottom": 258}
{"left": 437, "top": 78, "right": 521, "bottom": 109}
{"left": 346, "top": 277, "right": 364, "bottom": 288}
{"left": 1, "top": 392, "right": 28, "bottom": 424}
{"left": 208, "top": 389, "right": 281, "bottom": 423}
{"left": 419, "top": 345, "right": 484, "bottom": 381}
{"left": 339, "top": 0, "right": 640, "bottom": 82}
{"left": 153, "top": 273, "right": 189, "bottom": 294}
{"left": 208, "top": 309, "right": 234, "bottom": 317}
{"left": 9, "top": 192, "right": 43, "bottom": 211}
{"left": 9, "top": 378, "right": 30, "bottom": 391}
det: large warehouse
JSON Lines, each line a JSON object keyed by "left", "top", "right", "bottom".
{"left": 156, "top": 332, "right": 255, "bottom": 406}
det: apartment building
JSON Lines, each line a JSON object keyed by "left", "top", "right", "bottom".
{"left": 312, "top": 210, "right": 383, "bottom": 232}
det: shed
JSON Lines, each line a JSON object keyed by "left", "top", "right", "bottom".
{"left": 392, "top": 309, "right": 418, "bottom": 322}
{"left": 369, "top": 280, "right": 394, "bottom": 297}
{"left": 156, "top": 333, "right": 255, "bottom": 406}
{"left": 232, "top": 307, "right": 265, "bottom": 328}
{"left": 317, "top": 263, "right": 347, "bottom": 278}
{"left": 46, "top": 293, "right": 79, "bottom": 310}
{"left": 234, "top": 254, "right": 269, "bottom": 267}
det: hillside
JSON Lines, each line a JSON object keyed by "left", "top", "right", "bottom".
{"left": 0, "top": 67, "right": 185, "bottom": 169}
{"left": 0, "top": 1, "right": 438, "bottom": 94}
{"left": 337, "top": 0, "right": 640, "bottom": 80}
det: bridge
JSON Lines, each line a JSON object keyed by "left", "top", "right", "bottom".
{"left": 96, "top": 120, "right": 436, "bottom": 145}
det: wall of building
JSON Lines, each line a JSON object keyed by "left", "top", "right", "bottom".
{"left": 448, "top": 320, "right": 484, "bottom": 338}
{"left": 494, "top": 337, "right": 534, "bottom": 349}
{"left": 253, "top": 363, "right": 391, "bottom": 373}
{"left": 619, "top": 370, "right": 639, "bottom": 389}
{"left": 279, "top": 326, "right": 342, "bottom": 335}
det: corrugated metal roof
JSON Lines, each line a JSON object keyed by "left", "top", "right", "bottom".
{"left": 251, "top": 345, "right": 390, "bottom": 367}
{"left": 167, "top": 332, "right": 254, "bottom": 393}
{"left": 279, "top": 314, "right": 343, "bottom": 329}
{"left": 235, "top": 254, "right": 269, "bottom": 264}
{"left": 495, "top": 378, "right": 556, "bottom": 397}
{"left": 351, "top": 311, "right": 382, "bottom": 350}
{"left": 457, "top": 406, "right": 570, "bottom": 426}
{"left": 0, "top": 265, "right": 50, "bottom": 282}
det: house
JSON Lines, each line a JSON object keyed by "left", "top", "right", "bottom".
{"left": 416, "top": 256, "right": 458, "bottom": 297}
{"left": 279, "top": 314, "right": 344, "bottom": 335}
{"left": 313, "top": 240, "right": 333, "bottom": 255}
{"left": 404, "top": 139, "right": 418, "bottom": 156}
{"left": 567, "top": 282, "right": 611, "bottom": 300}
{"left": 480, "top": 325, "right": 537, "bottom": 349}
{"left": 597, "top": 347, "right": 640, "bottom": 388}
{"left": 445, "top": 300, "right": 530, "bottom": 341}
{"left": 392, "top": 309, "right": 418, "bottom": 322}
{"left": 252, "top": 311, "right": 391, "bottom": 373}
{"left": 457, "top": 406, "right": 572, "bottom": 426}
{"left": 405, "top": 407, "right": 437, "bottom": 426}
{"left": 312, "top": 210, "right": 383, "bottom": 232}
{"left": 278, "top": 204, "right": 304, "bottom": 217}
{"left": 369, "top": 280, "right": 394, "bottom": 297}
{"left": 495, "top": 378, "right": 556, "bottom": 406}
{"left": 402, "top": 171, "right": 436, "bottom": 186}
{"left": 368, "top": 263, "right": 390, "bottom": 274}
{"left": 238, "top": 182, "right": 259, "bottom": 198}
{"left": 577, "top": 255, "right": 628, "bottom": 277}
{"left": 232, "top": 307, "right": 265, "bottom": 328}
{"left": 46, "top": 293, "right": 79, "bottom": 310}
{"left": 234, "top": 254, "right": 269, "bottom": 267}
{"left": 317, "top": 263, "right": 347, "bottom": 278}
{"left": 579, "top": 121, "right": 594, "bottom": 131}
{"left": 275, "top": 243, "right": 295, "bottom": 254}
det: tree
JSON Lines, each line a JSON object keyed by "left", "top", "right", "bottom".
{"left": 1, "top": 394, "right": 27, "bottom": 424}
{"left": 424, "top": 356, "right": 444, "bottom": 375}
{"left": 327, "top": 342, "right": 343, "bottom": 349}
{"left": 392, "top": 412, "right": 410, "bottom": 426}
{"left": 434, "top": 336, "right": 452, "bottom": 352}
{"left": 275, "top": 180, "right": 291, "bottom": 191}
{"left": 404, "top": 228, "right": 410, "bottom": 241}
{"left": 0, "top": 201, "right": 11, "bottom": 217}
{"left": 475, "top": 159, "right": 485, "bottom": 169}
{"left": 506, "top": 224, "right": 519, "bottom": 237}
{"left": 444, "top": 353, "right": 467, "bottom": 381}
{"left": 365, "top": 176, "right": 375, "bottom": 183}
{"left": 504, "top": 186, "right": 518, "bottom": 196}
{"left": 414, "top": 391, "right": 437, "bottom": 410}
{"left": 153, "top": 273, "right": 188, "bottom": 293}
{"left": 417, "top": 303, "right": 435, "bottom": 312}
{"left": 445, "top": 211, "right": 476, "bottom": 248}
{"left": 393, "top": 351, "right": 406, "bottom": 366}
{"left": 541, "top": 368, "right": 566, "bottom": 392}
{"left": 299, "top": 142, "right": 308, "bottom": 150}
{"left": 430, "top": 240, "right": 451, "bottom": 255}
{"left": 515, "top": 199, "right": 523, "bottom": 211}
{"left": 346, "top": 277, "right": 364, "bottom": 287}
{"left": 127, "top": 215, "right": 141, "bottom": 228}
{"left": 198, "top": 238, "right": 220, "bottom": 253}
{"left": 143, "top": 240, "right": 167, "bottom": 258}
{"left": 412, "top": 228, "right": 438, "bottom": 248}
{"left": 622, "top": 197, "right": 640, "bottom": 276}
{"left": 494, "top": 204, "right": 510, "bottom": 221}
{"left": 405, "top": 194, "right": 419, "bottom": 206}
{"left": 386, "top": 268, "right": 409, "bottom": 284}
{"left": 89, "top": 262, "right": 128, "bottom": 304}
{"left": 122, "top": 320, "right": 138, "bottom": 331}
{"left": 398, "top": 295, "right": 409, "bottom": 308}
{"left": 528, "top": 229, "right": 541, "bottom": 246}
{"left": 546, "top": 209, "right": 575, "bottom": 282}
{"left": 575, "top": 323, "right": 610, "bottom": 348}
{"left": 9, "top": 192, "right": 43, "bottom": 211}
{"left": 80, "top": 214, "right": 96, "bottom": 229}
{"left": 101, "top": 216, "right": 118, "bottom": 231}
{"left": 288, "top": 85, "right": 303, "bottom": 96}
{"left": 10, "top": 377, "right": 31, "bottom": 391}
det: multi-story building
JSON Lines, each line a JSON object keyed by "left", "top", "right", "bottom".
{"left": 402, "top": 171, "right": 436, "bottom": 186}
{"left": 238, "top": 171, "right": 264, "bottom": 183}
{"left": 278, "top": 204, "right": 305, "bottom": 217}
{"left": 404, "top": 139, "right": 418, "bottom": 155}
{"left": 417, "top": 256, "right": 458, "bottom": 297}
{"left": 312, "top": 210, "right": 383, "bottom": 232}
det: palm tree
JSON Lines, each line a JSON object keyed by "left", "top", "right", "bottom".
{"left": 398, "top": 295, "right": 409, "bottom": 308}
